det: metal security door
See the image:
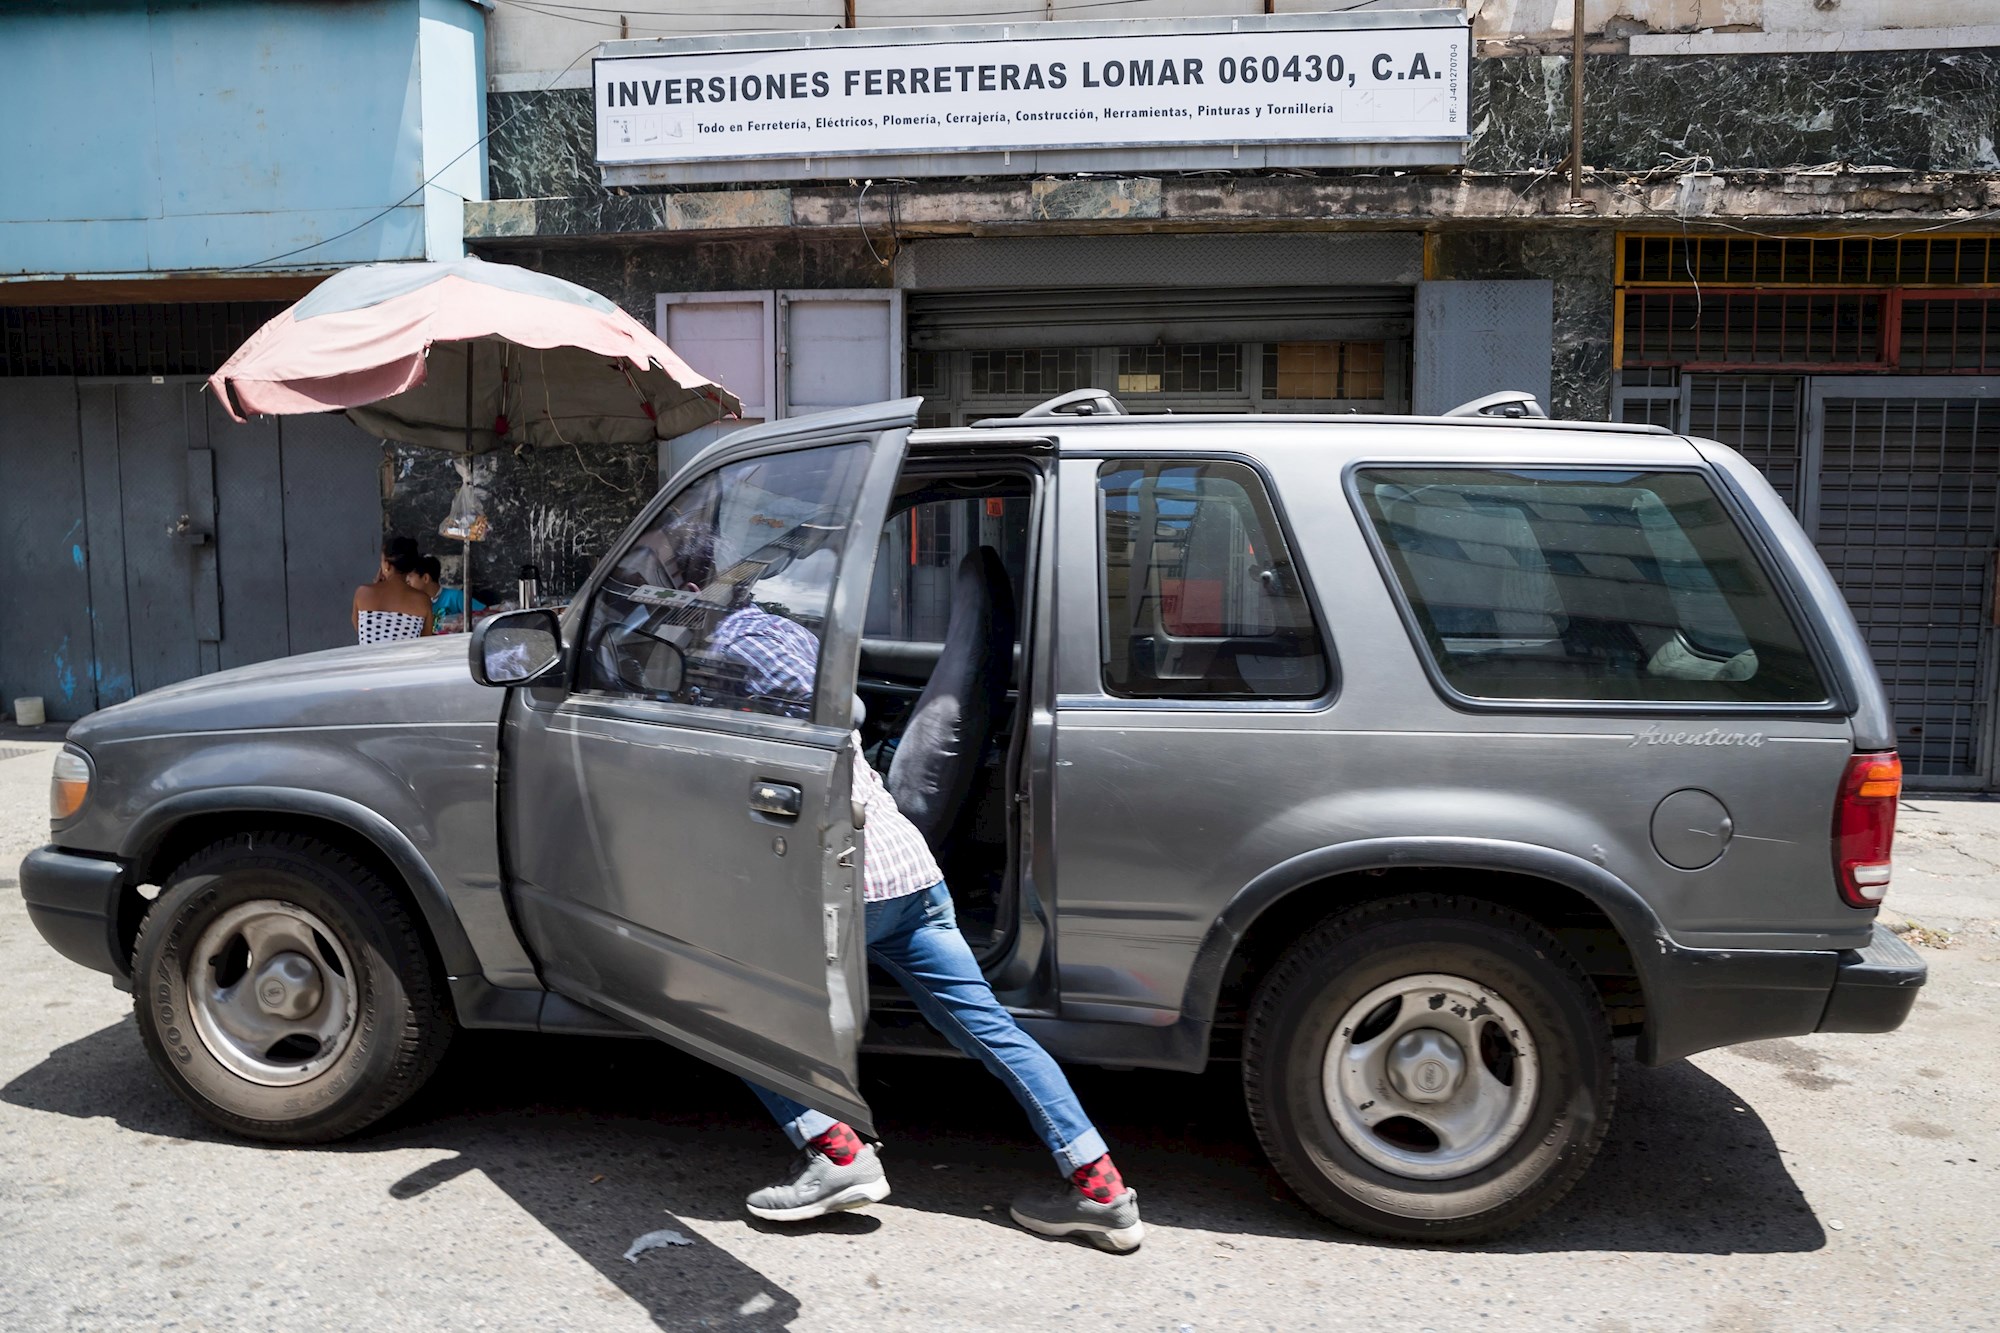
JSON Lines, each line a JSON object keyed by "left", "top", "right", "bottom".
{"left": 96, "top": 381, "right": 214, "bottom": 693}
{"left": 1413, "top": 279, "right": 1553, "bottom": 415}
{"left": 0, "top": 376, "right": 383, "bottom": 720}
{"left": 1806, "top": 377, "right": 2000, "bottom": 786}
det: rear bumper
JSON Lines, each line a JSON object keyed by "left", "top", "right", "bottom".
{"left": 18, "top": 845, "right": 129, "bottom": 981}
{"left": 1640, "top": 921, "right": 1925, "bottom": 1065}
{"left": 1817, "top": 922, "right": 1927, "bottom": 1035}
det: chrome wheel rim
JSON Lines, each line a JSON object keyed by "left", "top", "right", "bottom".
{"left": 1322, "top": 972, "right": 1539, "bottom": 1180}
{"left": 186, "top": 900, "right": 358, "bottom": 1087}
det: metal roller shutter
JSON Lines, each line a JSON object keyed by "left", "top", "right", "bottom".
{"left": 907, "top": 285, "right": 1414, "bottom": 351}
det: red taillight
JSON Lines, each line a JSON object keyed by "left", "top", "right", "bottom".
{"left": 1833, "top": 751, "right": 1901, "bottom": 908}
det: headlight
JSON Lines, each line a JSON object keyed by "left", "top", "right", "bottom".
{"left": 50, "top": 748, "right": 91, "bottom": 821}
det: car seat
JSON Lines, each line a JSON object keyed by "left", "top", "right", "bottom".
{"left": 887, "top": 546, "right": 1017, "bottom": 851}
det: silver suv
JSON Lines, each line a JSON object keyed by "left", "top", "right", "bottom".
{"left": 20, "top": 391, "right": 1926, "bottom": 1241}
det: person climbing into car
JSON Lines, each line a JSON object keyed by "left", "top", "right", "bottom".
{"left": 660, "top": 511, "right": 1144, "bottom": 1253}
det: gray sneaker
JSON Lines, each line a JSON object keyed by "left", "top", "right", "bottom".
{"left": 745, "top": 1143, "right": 891, "bottom": 1222}
{"left": 1009, "top": 1185, "right": 1145, "bottom": 1252}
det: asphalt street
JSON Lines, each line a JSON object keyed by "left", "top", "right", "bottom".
{"left": 1, "top": 739, "right": 1994, "bottom": 1332}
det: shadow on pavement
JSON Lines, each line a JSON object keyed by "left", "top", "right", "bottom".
{"left": 3, "top": 1017, "right": 1826, "bottom": 1327}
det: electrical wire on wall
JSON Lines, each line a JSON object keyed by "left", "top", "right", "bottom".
{"left": 227, "top": 41, "right": 603, "bottom": 272}
{"left": 855, "top": 178, "right": 911, "bottom": 267}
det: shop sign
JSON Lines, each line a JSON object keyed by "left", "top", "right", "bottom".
{"left": 594, "top": 16, "right": 1469, "bottom": 179}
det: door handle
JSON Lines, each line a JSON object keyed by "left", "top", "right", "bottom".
{"left": 750, "top": 781, "right": 802, "bottom": 819}
{"left": 167, "top": 514, "right": 212, "bottom": 547}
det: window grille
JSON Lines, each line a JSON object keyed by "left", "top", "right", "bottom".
{"left": 1115, "top": 343, "right": 1241, "bottom": 395}
{"left": 1900, "top": 297, "right": 2000, "bottom": 372}
{"left": 1624, "top": 235, "right": 2000, "bottom": 287}
{"left": 966, "top": 348, "right": 1093, "bottom": 396}
{"left": 910, "top": 348, "right": 947, "bottom": 395}
{"left": 1623, "top": 291, "right": 1885, "bottom": 368}
{"left": 1260, "top": 341, "right": 1388, "bottom": 401}
{"left": 913, "top": 500, "right": 956, "bottom": 568}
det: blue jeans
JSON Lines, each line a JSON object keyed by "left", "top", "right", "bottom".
{"left": 750, "top": 882, "right": 1108, "bottom": 1176}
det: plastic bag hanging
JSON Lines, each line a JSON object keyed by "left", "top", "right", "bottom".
{"left": 439, "top": 456, "right": 491, "bottom": 543}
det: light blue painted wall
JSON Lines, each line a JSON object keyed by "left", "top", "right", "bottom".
{"left": 419, "top": 0, "right": 489, "bottom": 264}
{"left": 0, "top": 0, "right": 488, "bottom": 279}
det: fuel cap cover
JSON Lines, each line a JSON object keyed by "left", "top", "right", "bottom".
{"left": 1651, "top": 789, "right": 1734, "bottom": 870}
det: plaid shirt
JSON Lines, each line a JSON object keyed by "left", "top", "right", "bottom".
{"left": 706, "top": 607, "right": 821, "bottom": 717}
{"left": 846, "top": 733, "right": 945, "bottom": 903}
{"left": 707, "top": 606, "right": 942, "bottom": 903}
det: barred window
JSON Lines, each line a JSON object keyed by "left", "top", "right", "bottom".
{"left": 1260, "top": 341, "right": 1387, "bottom": 401}
{"left": 1116, "top": 343, "right": 1241, "bottom": 395}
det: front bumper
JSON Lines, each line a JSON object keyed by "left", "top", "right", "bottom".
{"left": 18, "top": 845, "right": 129, "bottom": 981}
{"left": 1641, "top": 921, "right": 1927, "bottom": 1065}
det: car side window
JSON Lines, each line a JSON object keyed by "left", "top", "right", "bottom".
{"left": 1354, "top": 466, "right": 1830, "bottom": 705}
{"left": 1097, "top": 459, "right": 1329, "bottom": 699}
{"left": 579, "top": 443, "right": 871, "bottom": 720}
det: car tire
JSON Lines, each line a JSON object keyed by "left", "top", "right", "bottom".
{"left": 1243, "top": 893, "right": 1614, "bottom": 1242}
{"left": 131, "top": 832, "right": 452, "bottom": 1143}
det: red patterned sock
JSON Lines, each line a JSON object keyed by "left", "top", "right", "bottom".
{"left": 1071, "top": 1154, "right": 1125, "bottom": 1203}
{"left": 808, "top": 1123, "right": 863, "bottom": 1167}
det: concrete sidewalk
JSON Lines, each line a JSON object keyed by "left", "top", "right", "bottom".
{"left": 1883, "top": 794, "right": 2000, "bottom": 947}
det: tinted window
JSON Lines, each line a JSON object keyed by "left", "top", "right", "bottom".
{"left": 1098, "top": 460, "right": 1327, "bottom": 699}
{"left": 1357, "top": 467, "right": 1828, "bottom": 704}
{"left": 581, "top": 443, "right": 870, "bottom": 719}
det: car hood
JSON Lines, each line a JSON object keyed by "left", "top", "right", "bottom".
{"left": 68, "top": 637, "right": 505, "bottom": 746}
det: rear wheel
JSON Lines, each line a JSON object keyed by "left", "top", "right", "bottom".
{"left": 1243, "top": 894, "right": 1614, "bottom": 1242}
{"left": 132, "top": 833, "right": 452, "bottom": 1142}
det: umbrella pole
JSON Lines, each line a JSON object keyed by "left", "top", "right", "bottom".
{"left": 462, "top": 351, "right": 474, "bottom": 628}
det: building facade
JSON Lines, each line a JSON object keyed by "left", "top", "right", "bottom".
{"left": 9, "top": 0, "right": 2000, "bottom": 786}
{"left": 0, "top": 0, "right": 489, "bottom": 719}
{"left": 427, "top": 0, "right": 2000, "bottom": 787}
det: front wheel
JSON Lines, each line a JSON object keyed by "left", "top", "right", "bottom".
{"left": 1243, "top": 894, "right": 1614, "bottom": 1242}
{"left": 131, "top": 833, "right": 452, "bottom": 1142}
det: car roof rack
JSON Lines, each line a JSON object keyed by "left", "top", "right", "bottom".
{"left": 1443, "top": 390, "right": 1548, "bottom": 419}
{"left": 1018, "top": 388, "right": 1128, "bottom": 418}
{"left": 960, "top": 386, "right": 1669, "bottom": 434}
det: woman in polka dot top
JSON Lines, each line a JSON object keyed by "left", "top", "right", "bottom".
{"left": 352, "top": 537, "right": 434, "bottom": 645}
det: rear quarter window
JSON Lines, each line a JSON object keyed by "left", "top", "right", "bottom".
{"left": 1354, "top": 467, "right": 1829, "bottom": 706}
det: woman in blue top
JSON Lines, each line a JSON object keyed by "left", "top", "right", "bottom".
{"left": 407, "top": 555, "right": 485, "bottom": 633}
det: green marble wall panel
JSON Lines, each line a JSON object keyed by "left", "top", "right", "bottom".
{"left": 1472, "top": 49, "right": 2000, "bottom": 172}
{"left": 489, "top": 51, "right": 2000, "bottom": 202}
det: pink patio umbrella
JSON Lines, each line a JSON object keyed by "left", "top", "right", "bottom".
{"left": 210, "top": 256, "right": 739, "bottom": 449}
{"left": 209, "top": 257, "right": 741, "bottom": 622}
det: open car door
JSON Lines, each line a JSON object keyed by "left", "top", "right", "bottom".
{"left": 501, "top": 401, "right": 916, "bottom": 1134}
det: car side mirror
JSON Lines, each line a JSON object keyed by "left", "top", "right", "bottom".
{"left": 470, "top": 608, "right": 565, "bottom": 687}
